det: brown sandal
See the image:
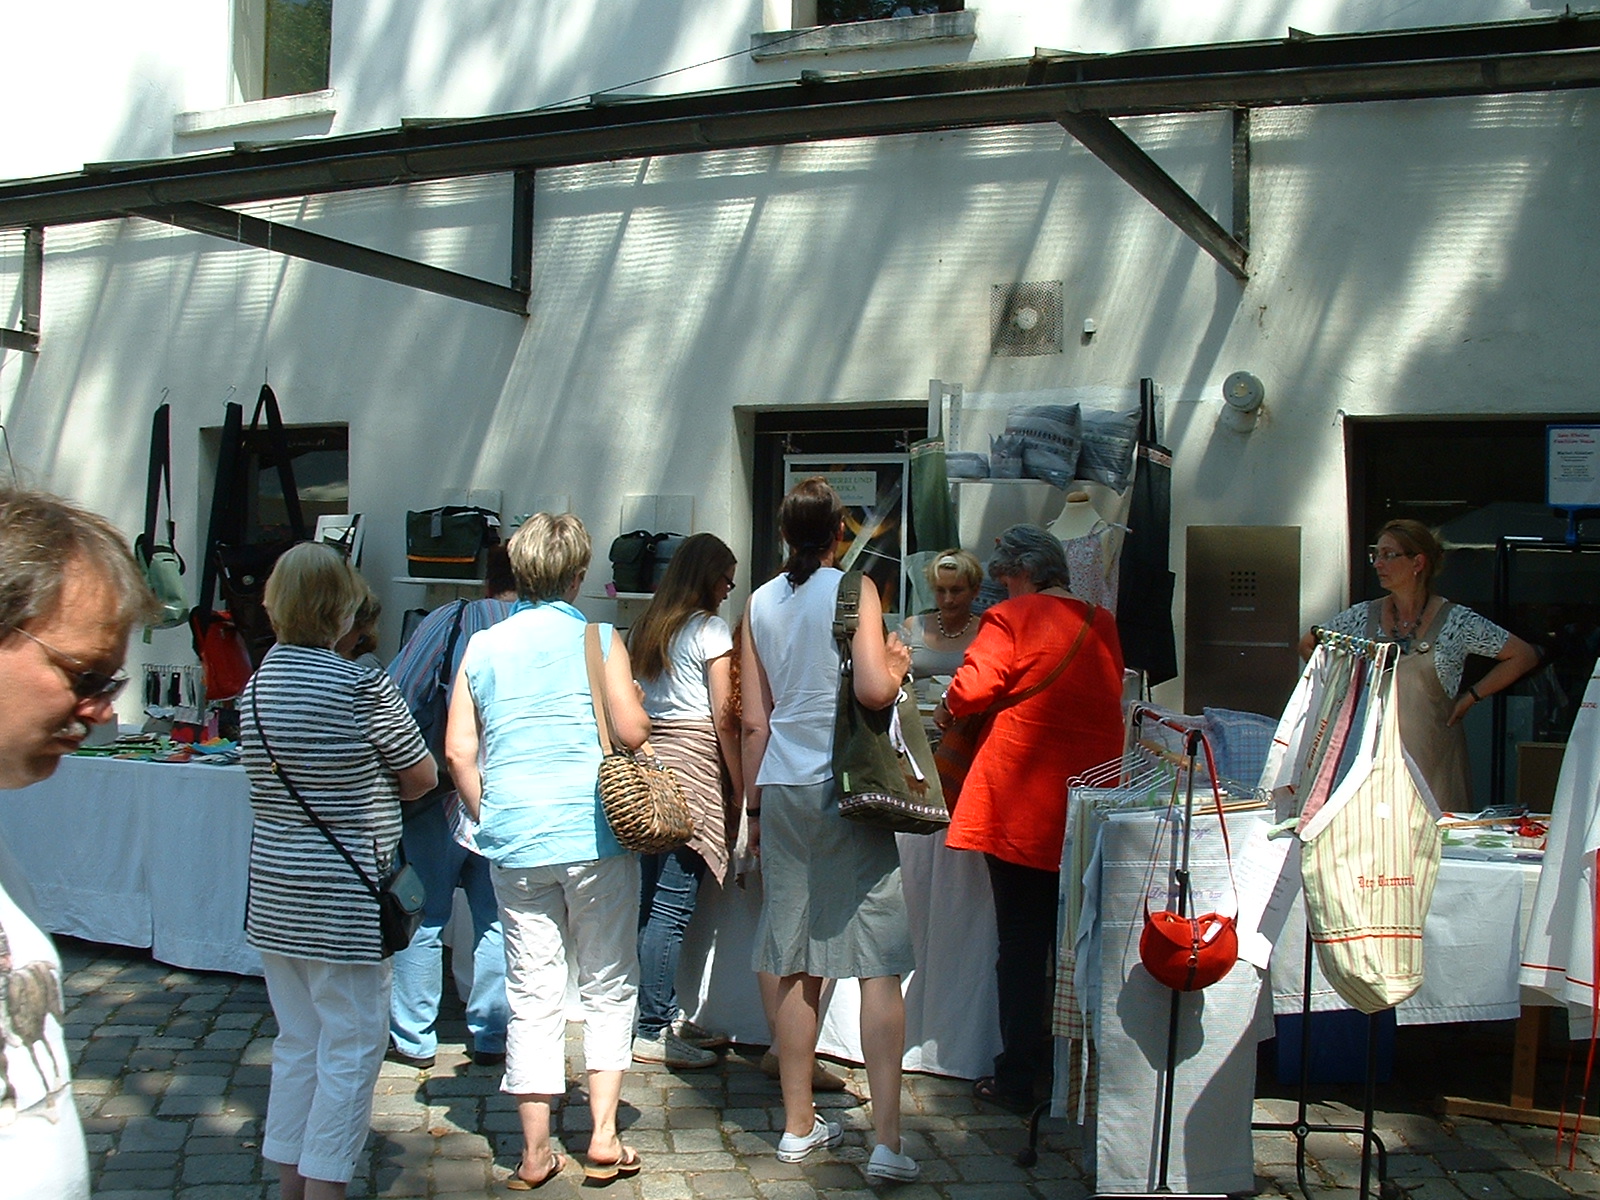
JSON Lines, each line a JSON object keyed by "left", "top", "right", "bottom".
{"left": 582, "top": 1145, "right": 642, "bottom": 1182}
{"left": 506, "top": 1152, "right": 566, "bottom": 1190}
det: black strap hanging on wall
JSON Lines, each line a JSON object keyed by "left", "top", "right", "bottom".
{"left": 1117, "top": 378, "right": 1179, "bottom": 686}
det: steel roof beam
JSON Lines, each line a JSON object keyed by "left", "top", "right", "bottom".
{"left": 135, "top": 202, "right": 529, "bottom": 315}
{"left": 3, "top": 16, "right": 1600, "bottom": 229}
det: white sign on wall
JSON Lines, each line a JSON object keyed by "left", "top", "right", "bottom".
{"left": 1547, "top": 424, "right": 1600, "bottom": 509}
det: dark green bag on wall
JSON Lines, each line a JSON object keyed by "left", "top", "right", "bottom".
{"left": 406, "top": 506, "right": 498, "bottom": 579}
{"left": 830, "top": 571, "right": 950, "bottom": 835}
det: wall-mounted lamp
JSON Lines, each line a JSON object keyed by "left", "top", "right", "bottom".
{"left": 1220, "top": 371, "right": 1265, "bottom": 433}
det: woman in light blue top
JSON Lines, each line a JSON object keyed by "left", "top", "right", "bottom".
{"left": 446, "top": 513, "right": 651, "bottom": 1188}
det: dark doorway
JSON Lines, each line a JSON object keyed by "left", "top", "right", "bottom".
{"left": 749, "top": 406, "right": 928, "bottom": 587}
{"left": 1347, "top": 415, "right": 1600, "bottom": 807}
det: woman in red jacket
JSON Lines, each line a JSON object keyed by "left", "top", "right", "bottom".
{"left": 932, "top": 523, "right": 1124, "bottom": 1113}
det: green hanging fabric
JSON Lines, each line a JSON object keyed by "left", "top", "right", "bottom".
{"left": 909, "top": 437, "right": 955, "bottom": 554}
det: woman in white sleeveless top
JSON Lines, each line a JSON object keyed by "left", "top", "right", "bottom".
{"left": 740, "top": 477, "right": 921, "bottom": 1184}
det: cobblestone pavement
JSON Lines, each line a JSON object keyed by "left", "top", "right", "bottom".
{"left": 61, "top": 939, "right": 1598, "bottom": 1200}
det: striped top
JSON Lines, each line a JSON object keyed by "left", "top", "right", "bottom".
{"left": 241, "top": 644, "right": 429, "bottom": 963}
{"left": 388, "top": 596, "right": 516, "bottom": 708}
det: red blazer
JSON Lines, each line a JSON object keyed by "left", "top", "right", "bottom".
{"left": 943, "top": 592, "right": 1125, "bottom": 871}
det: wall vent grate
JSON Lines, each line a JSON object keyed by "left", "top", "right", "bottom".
{"left": 990, "top": 280, "right": 1063, "bottom": 356}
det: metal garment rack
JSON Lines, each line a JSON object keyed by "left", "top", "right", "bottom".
{"left": 1076, "top": 707, "right": 1232, "bottom": 1199}
{"left": 1248, "top": 629, "right": 1398, "bottom": 1200}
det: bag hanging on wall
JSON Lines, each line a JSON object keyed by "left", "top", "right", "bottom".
{"left": 831, "top": 571, "right": 949, "bottom": 835}
{"left": 134, "top": 403, "right": 189, "bottom": 631}
{"left": 405, "top": 506, "right": 499, "bottom": 579}
{"left": 584, "top": 623, "right": 695, "bottom": 853}
{"left": 932, "top": 603, "right": 1097, "bottom": 807}
{"left": 191, "top": 386, "right": 310, "bottom": 674}
{"left": 1299, "top": 645, "right": 1443, "bottom": 1013}
{"left": 194, "top": 613, "right": 254, "bottom": 703}
{"left": 249, "top": 688, "right": 426, "bottom": 956}
{"left": 1137, "top": 734, "right": 1241, "bottom": 992}
{"left": 608, "top": 529, "right": 658, "bottom": 594}
{"left": 402, "top": 600, "right": 468, "bottom": 821}
{"left": 213, "top": 385, "right": 310, "bottom": 666}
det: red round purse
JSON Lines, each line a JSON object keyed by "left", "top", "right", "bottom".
{"left": 1137, "top": 733, "right": 1240, "bottom": 992}
{"left": 1139, "top": 908, "right": 1239, "bottom": 992}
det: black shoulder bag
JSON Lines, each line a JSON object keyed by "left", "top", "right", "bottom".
{"left": 248, "top": 687, "right": 426, "bottom": 956}
{"left": 831, "top": 571, "right": 950, "bottom": 835}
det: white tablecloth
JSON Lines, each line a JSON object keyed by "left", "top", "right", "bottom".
{"left": 0, "top": 757, "right": 1006, "bottom": 1078}
{"left": 0, "top": 756, "right": 262, "bottom": 976}
{"left": 677, "top": 830, "right": 1003, "bottom": 1080}
{"left": 1269, "top": 855, "right": 1541, "bottom": 1024}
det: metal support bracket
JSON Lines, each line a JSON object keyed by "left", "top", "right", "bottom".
{"left": 511, "top": 170, "right": 535, "bottom": 295}
{"left": 1232, "top": 108, "right": 1251, "bottom": 249}
{"left": 132, "top": 201, "right": 530, "bottom": 315}
{"left": 1057, "top": 111, "right": 1249, "bottom": 281}
{"left": 0, "top": 226, "right": 42, "bottom": 353}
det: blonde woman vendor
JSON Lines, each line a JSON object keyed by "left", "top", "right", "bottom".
{"left": 898, "top": 549, "right": 983, "bottom": 695}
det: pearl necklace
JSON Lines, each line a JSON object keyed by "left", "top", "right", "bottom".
{"left": 936, "top": 611, "right": 972, "bottom": 640}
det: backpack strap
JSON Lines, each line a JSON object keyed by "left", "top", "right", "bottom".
{"left": 832, "top": 570, "right": 863, "bottom": 651}
{"left": 192, "top": 400, "right": 243, "bottom": 643}
{"left": 249, "top": 384, "right": 308, "bottom": 540}
{"left": 141, "top": 403, "right": 176, "bottom": 554}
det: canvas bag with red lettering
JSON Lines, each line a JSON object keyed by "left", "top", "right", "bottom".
{"left": 1298, "top": 645, "right": 1443, "bottom": 1014}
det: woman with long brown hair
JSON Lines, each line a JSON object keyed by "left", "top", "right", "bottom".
{"left": 627, "top": 533, "right": 742, "bottom": 1069}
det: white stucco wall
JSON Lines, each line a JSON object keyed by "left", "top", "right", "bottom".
{"left": 3, "top": 3, "right": 1598, "bottom": 715}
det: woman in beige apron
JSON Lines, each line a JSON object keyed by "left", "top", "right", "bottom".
{"left": 1300, "top": 519, "right": 1538, "bottom": 811}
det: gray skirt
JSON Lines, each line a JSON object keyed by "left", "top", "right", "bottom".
{"left": 752, "top": 780, "right": 914, "bottom": 980}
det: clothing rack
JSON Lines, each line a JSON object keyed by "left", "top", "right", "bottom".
{"left": 1251, "top": 632, "right": 1398, "bottom": 1200}
{"left": 1310, "top": 625, "right": 1386, "bottom": 660}
{"left": 1081, "top": 710, "right": 1232, "bottom": 1198}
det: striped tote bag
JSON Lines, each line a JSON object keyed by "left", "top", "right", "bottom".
{"left": 1298, "top": 647, "right": 1443, "bottom": 1014}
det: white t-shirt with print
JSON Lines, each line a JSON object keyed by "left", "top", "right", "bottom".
{"left": 0, "top": 837, "right": 89, "bottom": 1200}
{"left": 638, "top": 613, "right": 734, "bottom": 722}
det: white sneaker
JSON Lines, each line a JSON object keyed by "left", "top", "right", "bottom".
{"left": 670, "top": 1016, "right": 731, "bottom": 1049}
{"left": 776, "top": 1114, "right": 843, "bottom": 1163}
{"left": 631, "top": 1030, "right": 716, "bottom": 1069}
{"left": 866, "top": 1142, "right": 920, "bottom": 1182}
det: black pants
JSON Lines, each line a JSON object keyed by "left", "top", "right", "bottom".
{"left": 985, "top": 854, "right": 1060, "bottom": 1101}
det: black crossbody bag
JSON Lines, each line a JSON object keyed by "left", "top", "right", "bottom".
{"left": 248, "top": 688, "right": 426, "bottom": 956}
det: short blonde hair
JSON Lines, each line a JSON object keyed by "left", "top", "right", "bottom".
{"left": 923, "top": 548, "right": 983, "bottom": 591}
{"left": 509, "top": 513, "right": 592, "bottom": 602}
{"left": 264, "top": 542, "right": 364, "bottom": 647}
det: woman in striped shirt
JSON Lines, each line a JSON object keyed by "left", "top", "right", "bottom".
{"left": 241, "top": 544, "right": 436, "bottom": 1200}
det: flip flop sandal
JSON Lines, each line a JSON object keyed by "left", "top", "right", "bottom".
{"left": 582, "top": 1145, "right": 642, "bottom": 1182}
{"left": 506, "top": 1152, "right": 567, "bottom": 1190}
{"left": 972, "top": 1075, "right": 1033, "bottom": 1114}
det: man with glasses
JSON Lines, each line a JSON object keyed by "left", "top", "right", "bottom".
{"left": 0, "top": 486, "right": 155, "bottom": 1198}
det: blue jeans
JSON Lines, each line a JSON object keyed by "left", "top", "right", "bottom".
{"left": 635, "top": 846, "right": 707, "bottom": 1037}
{"left": 389, "top": 802, "right": 508, "bottom": 1058}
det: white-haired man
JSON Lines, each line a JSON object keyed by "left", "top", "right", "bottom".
{"left": 0, "top": 487, "right": 154, "bottom": 1198}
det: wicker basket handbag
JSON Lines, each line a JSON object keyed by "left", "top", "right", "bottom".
{"left": 583, "top": 623, "right": 694, "bottom": 854}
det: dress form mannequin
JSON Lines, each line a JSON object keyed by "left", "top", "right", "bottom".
{"left": 1048, "top": 490, "right": 1120, "bottom": 611}
{"left": 1049, "top": 491, "right": 1100, "bottom": 542}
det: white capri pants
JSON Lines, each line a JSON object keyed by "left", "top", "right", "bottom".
{"left": 259, "top": 952, "right": 390, "bottom": 1184}
{"left": 493, "top": 853, "right": 640, "bottom": 1096}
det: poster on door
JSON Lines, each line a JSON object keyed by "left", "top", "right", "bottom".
{"left": 784, "top": 454, "right": 910, "bottom": 617}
